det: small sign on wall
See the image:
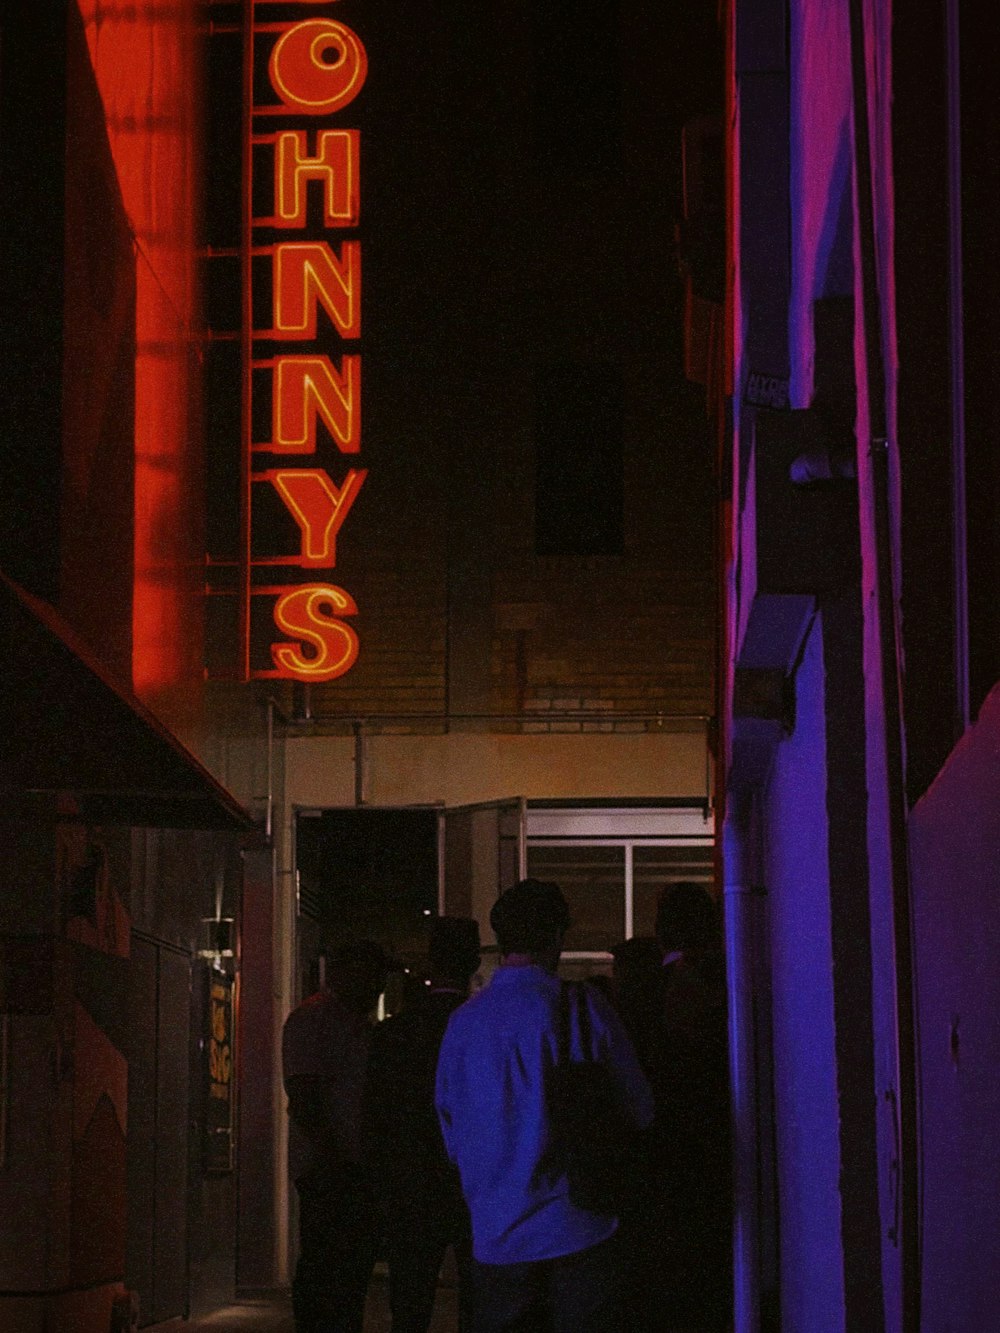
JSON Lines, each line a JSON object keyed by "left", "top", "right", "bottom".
{"left": 205, "top": 971, "right": 235, "bottom": 1173}
{"left": 745, "top": 371, "right": 791, "bottom": 410}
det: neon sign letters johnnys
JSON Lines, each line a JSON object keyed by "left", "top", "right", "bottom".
{"left": 245, "top": 3, "right": 367, "bottom": 681}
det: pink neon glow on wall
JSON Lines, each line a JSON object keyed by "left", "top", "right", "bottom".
{"left": 788, "top": 0, "right": 853, "bottom": 408}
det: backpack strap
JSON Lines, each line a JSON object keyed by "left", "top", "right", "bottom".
{"left": 558, "top": 979, "right": 572, "bottom": 1064}
{"left": 575, "top": 982, "right": 594, "bottom": 1060}
{"left": 559, "top": 980, "right": 595, "bottom": 1063}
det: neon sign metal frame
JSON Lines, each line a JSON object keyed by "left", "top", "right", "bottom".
{"left": 238, "top": 1, "right": 367, "bottom": 682}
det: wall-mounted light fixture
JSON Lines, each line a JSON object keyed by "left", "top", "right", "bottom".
{"left": 199, "top": 917, "right": 236, "bottom": 971}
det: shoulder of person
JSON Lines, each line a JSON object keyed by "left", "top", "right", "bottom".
{"left": 282, "top": 991, "right": 327, "bottom": 1050}
{"left": 285, "top": 989, "right": 326, "bottom": 1022}
{"left": 369, "top": 1005, "right": 429, "bottom": 1052}
{"left": 437, "top": 983, "right": 493, "bottom": 1046}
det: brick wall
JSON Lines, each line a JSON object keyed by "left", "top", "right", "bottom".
{"left": 492, "top": 561, "right": 714, "bottom": 731}
{"left": 263, "top": 0, "right": 718, "bottom": 732}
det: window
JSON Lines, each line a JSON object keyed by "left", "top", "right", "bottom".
{"left": 527, "top": 844, "right": 626, "bottom": 952}
{"left": 525, "top": 807, "right": 715, "bottom": 975}
{"left": 632, "top": 843, "right": 715, "bottom": 937}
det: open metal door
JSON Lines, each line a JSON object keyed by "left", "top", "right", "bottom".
{"left": 437, "top": 799, "right": 526, "bottom": 953}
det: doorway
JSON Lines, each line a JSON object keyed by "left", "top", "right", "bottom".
{"left": 293, "top": 799, "right": 526, "bottom": 994}
{"left": 292, "top": 800, "right": 712, "bottom": 990}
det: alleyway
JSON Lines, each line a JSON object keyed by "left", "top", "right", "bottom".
{"left": 148, "top": 1272, "right": 459, "bottom": 1331}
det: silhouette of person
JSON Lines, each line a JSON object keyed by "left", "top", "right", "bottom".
{"left": 627, "top": 883, "right": 732, "bottom": 1332}
{"left": 365, "top": 916, "right": 482, "bottom": 1333}
{"left": 609, "top": 935, "right": 664, "bottom": 1072}
{"left": 282, "top": 940, "right": 393, "bottom": 1333}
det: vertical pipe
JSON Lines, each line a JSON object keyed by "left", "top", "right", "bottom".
{"left": 847, "top": 2, "right": 921, "bottom": 1325}
{"left": 945, "top": 0, "right": 969, "bottom": 735}
{"left": 265, "top": 696, "right": 274, "bottom": 841}
{"left": 869, "top": 438, "right": 921, "bottom": 1330}
{"left": 352, "top": 722, "right": 366, "bottom": 806}
{"left": 624, "top": 843, "right": 634, "bottom": 939}
{"left": 276, "top": 814, "right": 296, "bottom": 1284}
{"left": 723, "top": 803, "right": 760, "bottom": 1333}
{"left": 517, "top": 797, "right": 528, "bottom": 880}
{"left": 437, "top": 812, "right": 447, "bottom": 915}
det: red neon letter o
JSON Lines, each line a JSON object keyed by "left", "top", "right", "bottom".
{"left": 269, "top": 20, "right": 368, "bottom": 115}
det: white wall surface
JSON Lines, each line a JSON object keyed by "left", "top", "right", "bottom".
{"left": 283, "top": 729, "right": 710, "bottom": 810}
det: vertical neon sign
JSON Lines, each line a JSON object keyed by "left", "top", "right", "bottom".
{"left": 243, "top": 2, "right": 367, "bottom": 681}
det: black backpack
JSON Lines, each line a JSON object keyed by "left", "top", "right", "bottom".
{"left": 548, "top": 981, "right": 637, "bottom": 1216}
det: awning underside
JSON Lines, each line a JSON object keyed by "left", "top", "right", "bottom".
{"left": 1, "top": 576, "right": 256, "bottom": 831}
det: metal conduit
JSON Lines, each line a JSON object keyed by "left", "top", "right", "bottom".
{"left": 846, "top": 1, "right": 922, "bottom": 1324}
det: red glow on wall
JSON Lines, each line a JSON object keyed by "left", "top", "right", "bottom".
{"left": 246, "top": 6, "right": 367, "bottom": 682}
{"left": 77, "top": 0, "right": 206, "bottom": 697}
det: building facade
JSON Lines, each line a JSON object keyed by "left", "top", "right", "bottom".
{"left": 16, "top": 1, "right": 1000, "bottom": 1329}
{"left": 1, "top": 2, "right": 721, "bottom": 1327}
{"left": 722, "top": 0, "right": 1000, "bottom": 1328}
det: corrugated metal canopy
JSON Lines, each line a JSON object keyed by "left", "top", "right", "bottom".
{"left": 0, "top": 574, "right": 256, "bottom": 831}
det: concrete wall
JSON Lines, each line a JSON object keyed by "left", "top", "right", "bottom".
{"left": 283, "top": 727, "right": 710, "bottom": 810}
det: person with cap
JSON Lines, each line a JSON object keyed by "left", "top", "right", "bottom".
{"left": 434, "top": 879, "right": 653, "bottom": 1333}
{"left": 364, "top": 916, "right": 482, "bottom": 1333}
{"left": 282, "top": 939, "right": 393, "bottom": 1333}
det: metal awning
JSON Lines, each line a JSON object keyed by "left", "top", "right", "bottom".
{"left": 0, "top": 574, "right": 256, "bottom": 831}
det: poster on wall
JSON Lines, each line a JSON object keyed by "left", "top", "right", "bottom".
{"left": 205, "top": 971, "right": 235, "bottom": 1173}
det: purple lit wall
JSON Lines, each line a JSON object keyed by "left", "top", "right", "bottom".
{"left": 910, "top": 683, "right": 1000, "bottom": 1326}
{"left": 730, "top": 0, "right": 920, "bottom": 1322}
{"left": 788, "top": 0, "right": 853, "bottom": 407}
{"left": 761, "top": 619, "right": 845, "bottom": 1330}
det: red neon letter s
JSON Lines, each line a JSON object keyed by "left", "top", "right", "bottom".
{"left": 271, "top": 584, "right": 359, "bottom": 681}
{"left": 269, "top": 20, "right": 367, "bottom": 115}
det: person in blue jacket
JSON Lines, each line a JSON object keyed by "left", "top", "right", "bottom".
{"left": 435, "top": 878, "right": 653, "bottom": 1333}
